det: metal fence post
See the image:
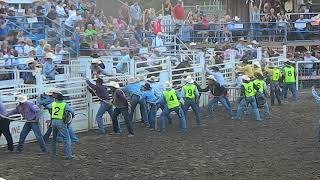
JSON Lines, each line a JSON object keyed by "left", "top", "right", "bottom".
{"left": 295, "top": 61, "right": 299, "bottom": 90}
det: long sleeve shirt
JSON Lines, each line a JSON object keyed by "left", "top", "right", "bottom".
{"left": 206, "top": 68, "right": 225, "bottom": 86}
{"left": 7, "top": 101, "right": 41, "bottom": 121}
{"left": 38, "top": 95, "right": 54, "bottom": 107}
{"left": 142, "top": 90, "right": 159, "bottom": 104}
{"left": 198, "top": 81, "right": 226, "bottom": 97}
{"left": 42, "top": 62, "right": 56, "bottom": 80}
{"left": 122, "top": 83, "right": 142, "bottom": 97}
{"left": 312, "top": 87, "right": 320, "bottom": 106}
{"left": 0, "top": 102, "right": 7, "bottom": 117}
{"left": 112, "top": 89, "right": 129, "bottom": 108}
{"left": 45, "top": 100, "right": 75, "bottom": 118}
{"left": 86, "top": 80, "right": 110, "bottom": 101}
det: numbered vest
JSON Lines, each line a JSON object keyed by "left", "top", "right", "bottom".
{"left": 163, "top": 90, "right": 180, "bottom": 109}
{"left": 253, "top": 79, "right": 265, "bottom": 93}
{"left": 51, "top": 102, "right": 66, "bottom": 120}
{"left": 183, "top": 84, "right": 196, "bottom": 99}
{"left": 271, "top": 68, "right": 280, "bottom": 81}
{"left": 242, "top": 82, "right": 255, "bottom": 97}
{"left": 284, "top": 66, "right": 295, "bottom": 83}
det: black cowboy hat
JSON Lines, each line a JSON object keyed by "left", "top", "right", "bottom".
{"left": 143, "top": 83, "right": 152, "bottom": 91}
{"left": 90, "top": 53, "right": 100, "bottom": 58}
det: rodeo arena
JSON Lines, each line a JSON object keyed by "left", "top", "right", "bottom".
{"left": 0, "top": 0, "right": 320, "bottom": 179}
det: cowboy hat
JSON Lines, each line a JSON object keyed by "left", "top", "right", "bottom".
{"left": 207, "top": 75, "right": 216, "bottom": 81}
{"left": 242, "top": 75, "right": 251, "bottom": 81}
{"left": 26, "top": 58, "right": 36, "bottom": 64}
{"left": 16, "top": 95, "right": 28, "bottom": 103}
{"left": 247, "top": 45, "right": 253, "bottom": 49}
{"left": 239, "top": 37, "right": 246, "bottom": 41}
{"left": 234, "top": 16, "right": 240, "bottom": 21}
{"left": 251, "top": 40, "right": 259, "bottom": 45}
{"left": 8, "top": 7, "right": 15, "bottom": 11}
{"left": 127, "top": 76, "right": 138, "bottom": 84}
{"left": 305, "top": 51, "right": 312, "bottom": 54}
{"left": 45, "top": 52, "right": 56, "bottom": 59}
{"left": 45, "top": 87, "right": 60, "bottom": 96}
{"left": 106, "top": 81, "right": 120, "bottom": 89}
{"left": 147, "top": 76, "right": 160, "bottom": 82}
{"left": 91, "top": 59, "right": 100, "bottom": 64}
{"left": 185, "top": 76, "right": 194, "bottom": 84}
{"left": 143, "top": 83, "right": 152, "bottom": 91}
{"left": 157, "top": 32, "right": 162, "bottom": 36}
{"left": 189, "top": 42, "right": 197, "bottom": 46}
{"left": 253, "top": 61, "right": 261, "bottom": 68}
{"left": 163, "top": 81, "right": 172, "bottom": 89}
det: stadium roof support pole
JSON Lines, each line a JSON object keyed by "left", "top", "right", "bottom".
{"left": 36, "top": 71, "right": 44, "bottom": 95}
{"left": 130, "top": 58, "right": 135, "bottom": 76}
{"left": 283, "top": 45, "right": 287, "bottom": 60}
{"left": 257, "top": 47, "right": 262, "bottom": 61}
{"left": 295, "top": 62, "right": 299, "bottom": 90}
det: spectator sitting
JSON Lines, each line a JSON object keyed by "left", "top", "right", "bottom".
{"left": 54, "top": 44, "right": 67, "bottom": 64}
{"left": 56, "top": 1, "right": 67, "bottom": 18}
{"left": 15, "top": 39, "right": 28, "bottom": 56}
{"left": 24, "top": 39, "right": 34, "bottom": 55}
{"left": 152, "top": 32, "right": 166, "bottom": 52}
{"left": 0, "top": 15, "right": 9, "bottom": 40}
{"left": 84, "top": 24, "right": 97, "bottom": 37}
{"left": 64, "top": 9, "right": 82, "bottom": 31}
{"left": 22, "top": 58, "right": 39, "bottom": 84}
{"left": 35, "top": 39, "right": 47, "bottom": 56}
{"left": 46, "top": 6, "right": 57, "bottom": 28}
{"left": 24, "top": 9, "right": 34, "bottom": 18}
{"left": 304, "top": 51, "right": 318, "bottom": 75}
{"left": 294, "top": 14, "right": 311, "bottom": 40}
{"left": 42, "top": 52, "right": 57, "bottom": 80}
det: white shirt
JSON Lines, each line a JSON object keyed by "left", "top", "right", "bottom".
{"left": 56, "top": 5, "right": 67, "bottom": 17}
{"left": 294, "top": 19, "right": 310, "bottom": 30}
{"left": 65, "top": 14, "right": 82, "bottom": 28}
{"left": 304, "top": 55, "right": 318, "bottom": 69}
{"left": 54, "top": 49, "right": 67, "bottom": 63}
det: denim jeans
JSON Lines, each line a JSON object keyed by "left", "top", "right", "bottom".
{"left": 43, "top": 125, "right": 52, "bottom": 142}
{"left": 66, "top": 126, "right": 79, "bottom": 144}
{"left": 183, "top": 99, "right": 200, "bottom": 126}
{"left": 147, "top": 103, "right": 157, "bottom": 128}
{"left": 96, "top": 101, "right": 117, "bottom": 134}
{"left": 0, "top": 119, "right": 13, "bottom": 151}
{"left": 16, "top": 122, "right": 48, "bottom": 153}
{"left": 160, "top": 106, "right": 187, "bottom": 132}
{"left": 270, "top": 81, "right": 282, "bottom": 105}
{"left": 112, "top": 107, "right": 133, "bottom": 135}
{"left": 257, "top": 93, "right": 270, "bottom": 115}
{"left": 283, "top": 83, "right": 298, "bottom": 101}
{"left": 158, "top": 103, "right": 172, "bottom": 124}
{"left": 130, "top": 95, "right": 149, "bottom": 126}
{"left": 51, "top": 120, "right": 72, "bottom": 159}
{"left": 207, "top": 96, "right": 233, "bottom": 119}
{"left": 236, "top": 96, "right": 261, "bottom": 121}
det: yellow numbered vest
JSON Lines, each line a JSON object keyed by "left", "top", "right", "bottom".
{"left": 253, "top": 79, "right": 265, "bottom": 93}
{"left": 183, "top": 84, "right": 196, "bottom": 99}
{"left": 51, "top": 102, "right": 66, "bottom": 120}
{"left": 271, "top": 68, "right": 280, "bottom": 81}
{"left": 163, "top": 89, "right": 180, "bottom": 109}
{"left": 242, "top": 82, "right": 255, "bottom": 97}
{"left": 283, "top": 66, "right": 295, "bottom": 83}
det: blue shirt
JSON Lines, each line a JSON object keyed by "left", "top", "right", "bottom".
{"left": 206, "top": 68, "right": 225, "bottom": 86}
{"left": 122, "top": 82, "right": 142, "bottom": 97}
{"left": 8, "top": 101, "right": 41, "bottom": 121}
{"left": 42, "top": 62, "right": 56, "bottom": 80}
{"left": 0, "top": 102, "right": 7, "bottom": 116}
{"left": 150, "top": 82, "right": 163, "bottom": 98}
{"left": 38, "top": 95, "right": 54, "bottom": 107}
{"left": 116, "top": 55, "right": 132, "bottom": 73}
{"left": 142, "top": 90, "right": 158, "bottom": 103}
{"left": 312, "top": 87, "right": 320, "bottom": 106}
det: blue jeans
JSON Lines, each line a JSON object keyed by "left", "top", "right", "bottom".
{"left": 257, "top": 93, "right": 270, "bottom": 115}
{"left": 183, "top": 99, "right": 200, "bottom": 126}
{"left": 96, "top": 101, "right": 119, "bottom": 134}
{"left": 67, "top": 126, "right": 79, "bottom": 144}
{"left": 130, "top": 95, "right": 149, "bottom": 126}
{"left": 158, "top": 103, "right": 172, "bottom": 124}
{"left": 112, "top": 107, "right": 133, "bottom": 135}
{"left": 270, "top": 81, "right": 281, "bottom": 105}
{"left": 147, "top": 103, "right": 157, "bottom": 128}
{"left": 51, "top": 120, "right": 72, "bottom": 159}
{"left": 17, "top": 122, "right": 48, "bottom": 153}
{"left": 0, "top": 119, "right": 13, "bottom": 151}
{"left": 236, "top": 96, "right": 261, "bottom": 121}
{"left": 207, "top": 96, "right": 233, "bottom": 119}
{"left": 160, "top": 106, "right": 187, "bottom": 132}
{"left": 283, "top": 83, "right": 298, "bottom": 101}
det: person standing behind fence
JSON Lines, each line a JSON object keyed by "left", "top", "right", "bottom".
{"left": 123, "top": 76, "right": 149, "bottom": 127}
{"left": 107, "top": 81, "right": 134, "bottom": 137}
{"left": 86, "top": 78, "right": 120, "bottom": 135}
{"left": 159, "top": 81, "right": 187, "bottom": 133}
{"left": 311, "top": 86, "right": 320, "bottom": 143}
{"left": 236, "top": 75, "right": 261, "bottom": 121}
{"left": 282, "top": 60, "right": 298, "bottom": 101}
{"left": 7, "top": 95, "right": 48, "bottom": 154}
{"left": 268, "top": 64, "right": 282, "bottom": 106}
{"left": 116, "top": 51, "right": 134, "bottom": 74}
{"left": 0, "top": 101, "right": 13, "bottom": 152}
{"left": 304, "top": 51, "right": 318, "bottom": 76}
{"left": 181, "top": 76, "right": 201, "bottom": 127}
{"left": 45, "top": 92, "right": 74, "bottom": 160}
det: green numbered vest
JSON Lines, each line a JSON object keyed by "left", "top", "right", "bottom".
{"left": 182, "top": 84, "right": 196, "bottom": 99}
{"left": 163, "top": 89, "right": 180, "bottom": 109}
{"left": 283, "top": 66, "right": 295, "bottom": 83}
{"left": 253, "top": 79, "right": 265, "bottom": 93}
{"left": 271, "top": 68, "right": 280, "bottom": 81}
{"left": 51, "top": 102, "right": 66, "bottom": 120}
{"left": 242, "top": 82, "right": 255, "bottom": 97}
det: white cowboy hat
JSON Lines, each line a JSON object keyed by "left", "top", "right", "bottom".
{"left": 8, "top": 7, "right": 15, "bottom": 11}
{"left": 45, "top": 87, "right": 60, "bottom": 96}
{"left": 247, "top": 45, "right": 253, "bottom": 49}
{"left": 253, "top": 61, "right": 261, "bottom": 68}
{"left": 239, "top": 37, "right": 245, "bottom": 41}
{"left": 16, "top": 95, "right": 28, "bottom": 103}
{"left": 45, "top": 52, "right": 56, "bottom": 59}
{"left": 26, "top": 58, "right": 36, "bottom": 64}
{"left": 91, "top": 59, "right": 100, "bottom": 64}
{"left": 157, "top": 32, "right": 162, "bottom": 36}
{"left": 189, "top": 42, "right": 197, "bottom": 46}
{"left": 127, "top": 76, "right": 138, "bottom": 84}
{"left": 305, "top": 51, "right": 312, "bottom": 54}
{"left": 106, "top": 81, "right": 120, "bottom": 89}
{"left": 137, "top": 74, "right": 147, "bottom": 81}
{"left": 185, "top": 76, "right": 194, "bottom": 84}
{"left": 242, "top": 75, "right": 251, "bottom": 81}
{"left": 147, "top": 76, "right": 160, "bottom": 82}
{"left": 207, "top": 75, "right": 216, "bottom": 81}
{"left": 234, "top": 16, "right": 240, "bottom": 21}
{"left": 163, "top": 81, "right": 172, "bottom": 89}
{"left": 251, "top": 40, "right": 259, "bottom": 45}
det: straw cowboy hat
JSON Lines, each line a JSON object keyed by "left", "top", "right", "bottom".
{"left": 26, "top": 58, "right": 36, "bottom": 64}
{"left": 239, "top": 37, "right": 246, "bottom": 42}
{"left": 234, "top": 16, "right": 240, "bottom": 21}
{"left": 16, "top": 95, "right": 28, "bottom": 103}
{"left": 251, "top": 40, "right": 259, "bottom": 45}
{"left": 45, "top": 87, "right": 60, "bottom": 96}
{"left": 163, "top": 81, "right": 172, "bottom": 89}
{"left": 252, "top": 61, "right": 261, "bottom": 68}
{"left": 127, "top": 76, "right": 138, "bottom": 84}
{"left": 242, "top": 75, "right": 251, "bottom": 81}
{"left": 185, "top": 76, "right": 194, "bottom": 84}
{"left": 305, "top": 51, "right": 312, "bottom": 54}
{"left": 147, "top": 76, "right": 160, "bottom": 82}
{"left": 207, "top": 75, "right": 216, "bottom": 81}
{"left": 45, "top": 52, "right": 56, "bottom": 59}
{"left": 91, "top": 59, "right": 100, "bottom": 64}
{"left": 106, "top": 81, "right": 120, "bottom": 89}
{"left": 189, "top": 42, "right": 197, "bottom": 46}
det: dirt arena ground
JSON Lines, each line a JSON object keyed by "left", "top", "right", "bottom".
{"left": 1, "top": 92, "right": 320, "bottom": 180}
